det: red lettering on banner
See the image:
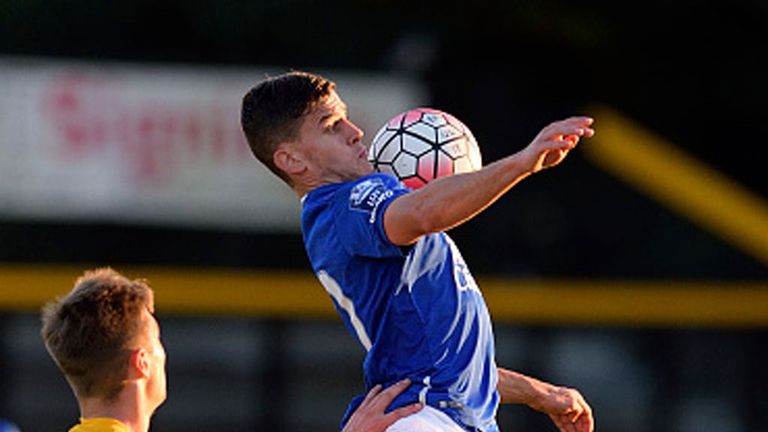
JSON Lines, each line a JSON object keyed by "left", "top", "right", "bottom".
{"left": 43, "top": 73, "right": 249, "bottom": 187}
{"left": 184, "top": 112, "right": 203, "bottom": 156}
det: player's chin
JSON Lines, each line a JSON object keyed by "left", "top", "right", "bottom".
{"left": 357, "top": 163, "right": 375, "bottom": 177}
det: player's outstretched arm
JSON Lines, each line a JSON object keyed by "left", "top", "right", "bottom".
{"left": 341, "top": 379, "right": 423, "bottom": 432}
{"left": 384, "top": 116, "right": 595, "bottom": 246}
{"left": 496, "top": 367, "right": 594, "bottom": 432}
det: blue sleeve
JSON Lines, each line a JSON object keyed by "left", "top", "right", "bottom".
{"left": 332, "top": 174, "right": 410, "bottom": 258}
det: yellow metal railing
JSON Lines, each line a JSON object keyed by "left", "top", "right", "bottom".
{"left": 2, "top": 264, "right": 765, "bottom": 327}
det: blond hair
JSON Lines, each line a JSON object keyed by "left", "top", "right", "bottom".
{"left": 41, "top": 267, "right": 154, "bottom": 400}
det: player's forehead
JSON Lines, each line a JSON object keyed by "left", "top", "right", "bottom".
{"left": 311, "top": 90, "right": 347, "bottom": 120}
{"left": 140, "top": 307, "right": 160, "bottom": 337}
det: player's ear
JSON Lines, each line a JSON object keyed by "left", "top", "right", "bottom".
{"left": 128, "top": 347, "right": 151, "bottom": 379}
{"left": 274, "top": 143, "right": 307, "bottom": 176}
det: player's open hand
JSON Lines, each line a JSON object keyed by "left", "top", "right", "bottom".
{"left": 342, "top": 379, "right": 423, "bottom": 432}
{"left": 525, "top": 116, "right": 595, "bottom": 173}
{"left": 531, "top": 385, "right": 594, "bottom": 432}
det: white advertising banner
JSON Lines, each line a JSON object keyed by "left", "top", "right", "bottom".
{"left": 0, "top": 57, "right": 427, "bottom": 231}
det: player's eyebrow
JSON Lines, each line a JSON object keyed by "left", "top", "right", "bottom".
{"left": 317, "top": 101, "right": 348, "bottom": 126}
{"left": 318, "top": 111, "right": 334, "bottom": 125}
{"left": 338, "top": 101, "right": 348, "bottom": 116}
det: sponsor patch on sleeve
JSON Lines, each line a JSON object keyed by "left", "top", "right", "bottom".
{"left": 349, "top": 178, "right": 394, "bottom": 222}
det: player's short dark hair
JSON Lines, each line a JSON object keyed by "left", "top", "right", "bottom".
{"left": 241, "top": 71, "right": 336, "bottom": 185}
{"left": 40, "top": 267, "right": 154, "bottom": 401}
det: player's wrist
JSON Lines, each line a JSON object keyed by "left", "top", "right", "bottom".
{"left": 523, "top": 377, "right": 559, "bottom": 412}
{"left": 502, "top": 149, "right": 539, "bottom": 177}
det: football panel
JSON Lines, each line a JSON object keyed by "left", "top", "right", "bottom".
{"left": 371, "top": 132, "right": 402, "bottom": 164}
{"left": 435, "top": 152, "right": 455, "bottom": 178}
{"left": 403, "top": 122, "right": 437, "bottom": 143}
{"left": 416, "top": 151, "right": 437, "bottom": 183}
{"left": 402, "top": 109, "right": 424, "bottom": 128}
{"left": 468, "top": 137, "right": 483, "bottom": 170}
{"left": 392, "top": 151, "right": 418, "bottom": 178}
{"left": 440, "top": 139, "right": 469, "bottom": 159}
{"left": 369, "top": 126, "right": 389, "bottom": 161}
{"left": 420, "top": 111, "right": 448, "bottom": 128}
{"left": 436, "top": 124, "right": 465, "bottom": 145}
{"left": 387, "top": 112, "right": 406, "bottom": 128}
{"left": 370, "top": 123, "right": 390, "bottom": 146}
{"left": 376, "top": 163, "right": 398, "bottom": 178}
{"left": 402, "top": 176, "right": 427, "bottom": 190}
{"left": 401, "top": 133, "right": 433, "bottom": 156}
{"left": 453, "top": 156, "right": 476, "bottom": 175}
{"left": 443, "top": 111, "right": 470, "bottom": 132}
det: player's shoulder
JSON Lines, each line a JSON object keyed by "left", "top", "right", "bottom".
{"left": 347, "top": 173, "right": 410, "bottom": 209}
{"left": 310, "top": 173, "right": 401, "bottom": 199}
{"left": 304, "top": 174, "right": 408, "bottom": 215}
{"left": 352, "top": 172, "right": 404, "bottom": 189}
{"left": 348, "top": 172, "right": 403, "bottom": 193}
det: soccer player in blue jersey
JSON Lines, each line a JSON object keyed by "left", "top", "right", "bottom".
{"left": 241, "top": 71, "right": 595, "bottom": 432}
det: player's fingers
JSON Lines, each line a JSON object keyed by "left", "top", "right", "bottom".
{"left": 563, "top": 127, "right": 594, "bottom": 139}
{"left": 546, "top": 124, "right": 582, "bottom": 137}
{"left": 385, "top": 402, "right": 423, "bottom": 422}
{"left": 563, "top": 135, "right": 580, "bottom": 147}
{"left": 370, "top": 379, "right": 412, "bottom": 408}
{"left": 569, "top": 397, "right": 587, "bottom": 423}
{"left": 570, "top": 409, "right": 583, "bottom": 424}
{"left": 576, "top": 414, "right": 594, "bottom": 432}
{"left": 569, "top": 116, "right": 594, "bottom": 125}
{"left": 565, "top": 398, "right": 594, "bottom": 432}
{"left": 563, "top": 418, "right": 579, "bottom": 432}
{"left": 358, "top": 384, "right": 384, "bottom": 408}
{"left": 571, "top": 417, "right": 589, "bottom": 432}
{"left": 568, "top": 392, "right": 591, "bottom": 417}
{"left": 563, "top": 116, "right": 594, "bottom": 128}
{"left": 575, "top": 398, "right": 594, "bottom": 432}
{"left": 551, "top": 414, "right": 574, "bottom": 432}
{"left": 561, "top": 406, "right": 578, "bottom": 424}
{"left": 566, "top": 126, "right": 594, "bottom": 138}
{"left": 547, "top": 117, "right": 594, "bottom": 133}
{"left": 580, "top": 394, "right": 594, "bottom": 417}
{"left": 550, "top": 128, "right": 591, "bottom": 146}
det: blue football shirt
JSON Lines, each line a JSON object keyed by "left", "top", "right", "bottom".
{"left": 302, "top": 173, "right": 499, "bottom": 431}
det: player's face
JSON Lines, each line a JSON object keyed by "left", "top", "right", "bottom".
{"left": 295, "top": 90, "right": 371, "bottom": 184}
{"left": 140, "top": 309, "right": 167, "bottom": 412}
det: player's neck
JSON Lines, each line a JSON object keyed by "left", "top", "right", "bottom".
{"left": 294, "top": 171, "right": 365, "bottom": 197}
{"left": 78, "top": 389, "right": 151, "bottom": 432}
{"left": 293, "top": 178, "right": 329, "bottom": 197}
{"left": 294, "top": 184, "right": 311, "bottom": 198}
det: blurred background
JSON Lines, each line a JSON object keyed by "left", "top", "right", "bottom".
{"left": 1, "top": 0, "right": 766, "bottom": 431}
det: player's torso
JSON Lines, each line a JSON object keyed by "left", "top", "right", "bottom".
{"left": 301, "top": 174, "right": 499, "bottom": 430}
